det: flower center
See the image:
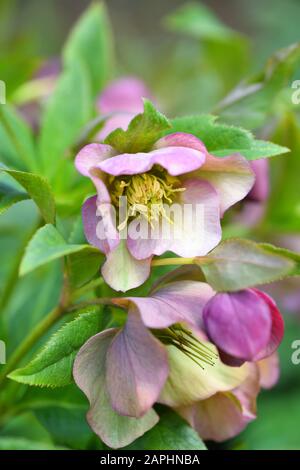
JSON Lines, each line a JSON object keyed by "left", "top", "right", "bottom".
{"left": 109, "top": 167, "right": 185, "bottom": 228}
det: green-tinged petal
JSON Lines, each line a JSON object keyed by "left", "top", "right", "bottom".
{"left": 159, "top": 343, "right": 248, "bottom": 407}
{"left": 73, "top": 329, "right": 159, "bottom": 449}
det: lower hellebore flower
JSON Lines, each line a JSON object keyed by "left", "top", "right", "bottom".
{"left": 203, "top": 288, "right": 284, "bottom": 364}
{"left": 75, "top": 132, "right": 255, "bottom": 291}
{"left": 73, "top": 280, "right": 251, "bottom": 448}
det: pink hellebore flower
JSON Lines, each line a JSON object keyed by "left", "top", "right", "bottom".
{"left": 75, "top": 132, "right": 255, "bottom": 291}
{"left": 97, "top": 77, "right": 153, "bottom": 139}
{"left": 203, "top": 288, "right": 284, "bottom": 364}
{"left": 73, "top": 280, "right": 250, "bottom": 448}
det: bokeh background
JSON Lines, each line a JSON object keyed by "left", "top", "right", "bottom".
{"left": 1, "top": 0, "right": 300, "bottom": 450}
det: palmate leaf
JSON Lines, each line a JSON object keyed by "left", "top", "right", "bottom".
{"left": 169, "top": 115, "right": 289, "bottom": 160}
{"left": 8, "top": 308, "right": 103, "bottom": 387}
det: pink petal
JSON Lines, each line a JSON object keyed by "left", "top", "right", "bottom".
{"left": 98, "top": 77, "right": 152, "bottom": 114}
{"left": 75, "top": 143, "right": 114, "bottom": 176}
{"left": 101, "top": 240, "right": 152, "bottom": 292}
{"left": 106, "top": 311, "right": 169, "bottom": 418}
{"left": 73, "top": 329, "right": 159, "bottom": 448}
{"left": 197, "top": 153, "right": 255, "bottom": 215}
{"left": 203, "top": 290, "right": 272, "bottom": 361}
{"left": 154, "top": 132, "right": 208, "bottom": 154}
{"left": 248, "top": 159, "right": 269, "bottom": 202}
{"left": 170, "top": 178, "right": 221, "bottom": 257}
{"left": 82, "top": 196, "right": 119, "bottom": 254}
{"left": 96, "top": 146, "right": 206, "bottom": 177}
{"left": 114, "top": 281, "right": 215, "bottom": 330}
{"left": 253, "top": 289, "right": 284, "bottom": 361}
{"left": 257, "top": 352, "right": 280, "bottom": 389}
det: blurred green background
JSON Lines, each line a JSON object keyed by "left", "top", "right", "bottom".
{"left": 0, "top": 0, "right": 300, "bottom": 450}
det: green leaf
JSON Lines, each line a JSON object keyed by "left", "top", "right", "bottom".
{"left": 8, "top": 307, "right": 102, "bottom": 387}
{"left": 169, "top": 115, "right": 289, "bottom": 160}
{"left": 0, "top": 437, "right": 66, "bottom": 450}
{"left": 266, "top": 114, "right": 300, "bottom": 231}
{"left": 259, "top": 243, "right": 300, "bottom": 275}
{"left": 0, "top": 182, "right": 29, "bottom": 215}
{"left": 198, "top": 239, "right": 295, "bottom": 291}
{"left": 126, "top": 409, "right": 206, "bottom": 450}
{"left": 38, "top": 60, "right": 92, "bottom": 180}
{"left": 105, "top": 99, "right": 171, "bottom": 153}
{"left": 0, "top": 105, "right": 37, "bottom": 171}
{"left": 164, "top": 2, "right": 237, "bottom": 42}
{"left": 20, "top": 224, "right": 95, "bottom": 276}
{"left": 0, "top": 168, "right": 56, "bottom": 224}
{"left": 63, "top": 2, "right": 114, "bottom": 97}
{"left": 67, "top": 246, "right": 103, "bottom": 288}
{"left": 218, "top": 43, "right": 300, "bottom": 129}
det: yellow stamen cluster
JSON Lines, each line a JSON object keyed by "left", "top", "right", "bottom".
{"left": 109, "top": 168, "right": 185, "bottom": 228}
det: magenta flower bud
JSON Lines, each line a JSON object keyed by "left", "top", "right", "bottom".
{"left": 203, "top": 289, "right": 284, "bottom": 362}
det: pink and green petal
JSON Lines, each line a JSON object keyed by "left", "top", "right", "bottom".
{"left": 82, "top": 196, "right": 119, "bottom": 254}
{"left": 154, "top": 132, "right": 208, "bottom": 154}
{"left": 73, "top": 329, "right": 158, "bottom": 449}
{"left": 196, "top": 153, "right": 255, "bottom": 215}
{"left": 114, "top": 281, "right": 215, "bottom": 330}
{"left": 178, "top": 364, "right": 259, "bottom": 442}
{"left": 98, "top": 77, "right": 152, "bottom": 114}
{"left": 75, "top": 143, "right": 114, "bottom": 176}
{"left": 170, "top": 178, "right": 221, "bottom": 257}
{"left": 257, "top": 352, "right": 280, "bottom": 389}
{"left": 159, "top": 343, "right": 249, "bottom": 407}
{"left": 96, "top": 146, "right": 206, "bottom": 177}
{"left": 106, "top": 311, "right": 169, "bottom": 418}
{"left": 101, "top": 240, "right": 152, "bottom": 292}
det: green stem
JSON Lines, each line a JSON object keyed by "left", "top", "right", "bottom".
{"left": 151, "top": 256, "right": 210, "bottom": 267}
{"left": 71, "top": 277, "right": 104, "bottom": 302}
{"left": 0, "top": 305, "right": 63, "bottom": 387}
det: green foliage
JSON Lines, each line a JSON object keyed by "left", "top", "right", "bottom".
{"left": 126, "top": 409, "right": 207, "bottom": 450}
{"left": 0, "top": 105, "right": 37, "bottom": 171}
{"left": 8, "top": 308, "right": 103, "bottom": 387}
{"left": 0, "top": 182, "right": 28, "bottom": 215}
{"left": 20, "top": 224, "right": 96, "bottom": 276}
{"left": 165, "top": 2, "right": 238, "bottom": 42}
{"left": 218, "top": 43, "right": 300, "bottom": 128}
{"left": 0, "top": 168, "right": 56, "bottom": 223}
{"left": 38, "top": 61, "right": 93, "bottom": 181}
{"left": 169, "top": 115, "right": 289, "bottom": 159}
{"left": 199, "top": 239, "right": 295, "bottom": 291}
{"left": 105, "top": 99, "right": 171, "bottom": 153}
{"left": 63, "top": 2, "right": 114, "bottom": 97}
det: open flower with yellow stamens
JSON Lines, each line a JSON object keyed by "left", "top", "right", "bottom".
{"left": 75, "top": 132, "right": 255, "bottom": 291}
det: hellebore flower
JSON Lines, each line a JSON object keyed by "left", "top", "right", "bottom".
{"left": 203, "top": 288, "right": 284, "bottom": 363}
{"left": 97, "top": 77, "right": 153, "bottom": 139}
{"left": 75, "top": 132, "right": 255, "bottom": 291}
{"left": 73, "top": 280, "right": 248, "bottom": 448}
